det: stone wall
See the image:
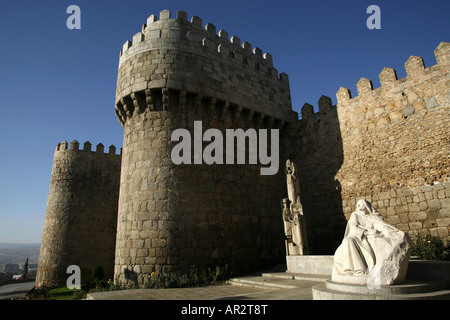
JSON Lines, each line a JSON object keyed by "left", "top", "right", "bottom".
{"left": 291, "top": 42, "right": 449, "bottom": 252}
{"left": 36, "top": 141, "right": 121, "bottom": 288}
{"left": 113, "top": 10, "right": 290, "bottom": 284}
{"left": 36, "top": 11, "right": 448, "bottom": 287}
{"left": 115, "top": 108, "right": 286, "bottom": 284}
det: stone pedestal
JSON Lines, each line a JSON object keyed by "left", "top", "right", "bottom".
{"left": 286, "top": 255, "right": 333, "bottom": 275}
{"left": 313, "top": 260, "right": 450, "bottom": 300}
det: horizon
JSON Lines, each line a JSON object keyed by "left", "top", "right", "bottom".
{"left": 0, "top": 243, "right": 41, "bottom": 246}
{"left": 0, "top": 0, "right": 449, "bottom": 243}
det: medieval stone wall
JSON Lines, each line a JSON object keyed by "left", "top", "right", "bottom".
{"left": 115, "top": 10, "right": 291, "bottom": 124}
{"left": 35, "top": 9, "right": 448, "bottom": 288}
{"left": 292, "top": 42, "right": 449, "bottom": 253}
{"left": 36, "top": 141, "right": 121, "bottom": 288}
{"left": 113, "top": 10, "right": 289, "bottom": 284}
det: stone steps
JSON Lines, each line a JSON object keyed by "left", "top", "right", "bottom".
{"left": 312, "top": 280, "right": 450, "bottom": 300}
{"left": 227, "top": 266, "right": 330, "bottom": 291}
{"left": 227, "top": 260, "right": 331, "bottom": 291}
{"left": 227, "top": 276, "right": 300, "bottom": 290}
{"left": 262, "top": 272, "right": 330, "bottom": 282}
{"left": 229, "top": 273, "right": 450, "bottom": 300}
{"left": 227, "top": 258, "right": 450, "bottom": 300}
{"left": 311, "top": 258, "right": 450, "bottom": 300}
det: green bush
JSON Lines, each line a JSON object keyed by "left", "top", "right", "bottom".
{"left": 87, "top": 264, "right": 232, "bottom": 293}
{"left": 91, "top": 265, "right": 108, "bottom": 288}
{"left": 411, "top": 235, "right": 449, "bottom": 261}
{"left": 143, "top": 265, "right": 230, "bottom": 289}
{"left": 92, "top": 265, "right": 104, "bottom": 282}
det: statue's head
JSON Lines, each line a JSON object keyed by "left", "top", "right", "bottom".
{"left": 286, "top": 159, "right": 295, "bottom": 174}
{"left": 356, "top": 199, "right": 371, "bottom": 215}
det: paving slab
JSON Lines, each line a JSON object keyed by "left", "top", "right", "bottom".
{"left": 87, "top": 280, "right": 322, "bottom": 300}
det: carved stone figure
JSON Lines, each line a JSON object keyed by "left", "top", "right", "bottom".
{"left": 332, "top": 199, "right": 412, "bottom": 286}
{"left": 282, "top": 198, "right": 293, "bottom": 241}
{"left": 282, "top": 160, "right": 309, "bottom": 256}
{"left": 286, "top": 159, "right": 301, "bottom": 211}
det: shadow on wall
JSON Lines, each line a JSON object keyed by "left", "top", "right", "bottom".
{"left": 124, "top": 268, "right": 138, "bottom": 283}
{"left": 288, "top": 96, "right": 347, "bottom": 255}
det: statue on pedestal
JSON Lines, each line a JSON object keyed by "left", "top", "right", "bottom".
{"left": 332, "top": 199, "right": 412, "bottom": 286}
{"left": 282, "top": 160, "right": 309, "bottom": 255}
{"left": 286, "top": 159, "right": 301, "bottom": 211}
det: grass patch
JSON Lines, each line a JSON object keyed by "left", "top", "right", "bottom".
{"left": 48, "top": 287, "right": 85, "bottom": 300}
{"left": 28, "top": 284, "right": 89, "bottom": 300}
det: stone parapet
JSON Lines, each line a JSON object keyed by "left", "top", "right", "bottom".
{"left": 115, "top": 9, "right": 292, "bottom": 125}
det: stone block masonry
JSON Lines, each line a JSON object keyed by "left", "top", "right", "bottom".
{"left": 292, "top": 42, "right": 449, "bottom": 251}
{"left": 114, "top": 10, "right": 290, "bottom": 285}
{"left": 36, "top": 141, "right": 121, "bottom": 288}
{"left": 35, "top": 8, "right": 448, "bottom": 288}
{"left": 115, "top": 9, "right": 291, "bottom": 125}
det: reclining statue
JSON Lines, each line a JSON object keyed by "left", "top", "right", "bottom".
{"left": 332, "top": 199, "right": 412, "bottom": 286}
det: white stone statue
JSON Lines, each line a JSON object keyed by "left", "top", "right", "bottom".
{"left": 332, "top": 199, "right": 412, "bottom": 286}
{"left": 282, "top": 160, "right": 309, "bottom": 255}
{"left": 286, "top": 159, "right": 301, "bottom": 211}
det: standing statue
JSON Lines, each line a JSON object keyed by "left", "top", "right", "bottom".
{"left": 332, "top": 199, "right": 412, "bottom": 286}
{"left": 286, "top": 159, "right": 301, "bottom": 211}
{"left": 282, "top": 160, "right": 309, "bottom": 255}
{"left": 282, "top": 198, "right": 293, "bottom": 246}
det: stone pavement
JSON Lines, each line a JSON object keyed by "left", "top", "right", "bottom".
{"left": 87, "top": 259, "right": 450, "bottom": 301}
{"left": 87, "top": 271, "right": 325, "bottom": 300}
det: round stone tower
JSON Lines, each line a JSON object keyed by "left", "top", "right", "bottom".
{"left": 36, "top": 140, "right": 121, "bottom": 288}
{"left": 114, "top": 10, "right": 293, "bottom": 284}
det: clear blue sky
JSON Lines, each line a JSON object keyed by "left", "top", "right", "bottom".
{"left": 0, "top": 0, "right": 448, "bottom": 243}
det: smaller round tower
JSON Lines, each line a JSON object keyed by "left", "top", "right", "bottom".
{"left": 35, "top": 140, "right": 121, "bottom": 288}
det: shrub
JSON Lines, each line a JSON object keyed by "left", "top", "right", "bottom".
{"left": 88, "top": 264, "right": 232, "bottom": 293}
{"left": 411, "top": 235, "right": 449, "bottom": 261}
{"left": 143, "top": 264, "right": 231, "bottom": 289}
{"left": 92, "top": 265, "right": 104, "bottom": 281}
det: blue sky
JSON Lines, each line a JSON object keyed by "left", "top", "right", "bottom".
{"left": 0, "top": 0, "right": 448, "bottom": 243}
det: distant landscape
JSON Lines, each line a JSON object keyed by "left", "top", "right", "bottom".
{"left": 0, "top": 243, "right": 40, "bottom": 267}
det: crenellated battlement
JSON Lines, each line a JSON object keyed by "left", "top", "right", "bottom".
{"left": 55, "top": 140, "right": 122, "bottom": 156}
{"left": 119, "top": 10, "right": 281, "bottom": 79}
{"left": 115, "top": 9, "right": 292, "bottom": 126}
{"left": 335, "top": 42, "right": 449, "bottom": 106}
{"left": 298, "top": 42, "right": 449, "bottom": 129}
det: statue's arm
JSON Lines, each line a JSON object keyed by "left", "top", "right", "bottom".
{"left": 347, "top": 214, "right": 366, "bottom": 240}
